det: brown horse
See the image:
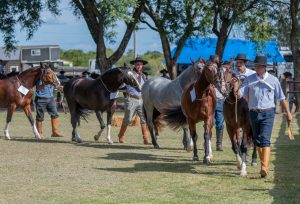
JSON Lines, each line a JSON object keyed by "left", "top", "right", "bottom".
{"left": 0, "top": 64, "right": 60, "bottom": 140}
{"left": 223, "top": 73, "right": 257, "bottom": 176}
{"left": 163, "top": 60, "right": 218, "bottom": 164}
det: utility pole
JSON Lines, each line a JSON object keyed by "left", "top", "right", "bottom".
{"left": 134, "top": 27, "right": 137, "bottom": 58}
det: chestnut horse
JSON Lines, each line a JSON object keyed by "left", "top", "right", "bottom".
{"left": 223, "top": 73, "right": 257, "bottom": 176}
{"left": 163, "top": 60, "right": 218, "bottom": 164}
{"left": 0, "top": 64, "right": 60, "bottom": 140}
{"left": 63, "top": 66, "right": 141, "bottom": 143}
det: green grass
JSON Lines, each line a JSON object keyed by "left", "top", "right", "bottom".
{"left": 0, "top": 111, "right": 299, "bottom": 203}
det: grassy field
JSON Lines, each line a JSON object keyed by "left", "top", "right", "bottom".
{"left": 0, "top": 111, "right": 299, "bottom": 204}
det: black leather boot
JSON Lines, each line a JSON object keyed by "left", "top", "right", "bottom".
{"left": 216, "top": 128, "right": 224, "bottom": 151}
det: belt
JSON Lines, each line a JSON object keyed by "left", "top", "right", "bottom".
{"left": 250, "top": 108, "right": 273, "bottom": 113}
{"left": 127, "top": 93, "right": 142, "bottom": 100}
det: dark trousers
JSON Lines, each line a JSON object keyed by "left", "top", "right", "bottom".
{"left": 214, "top": 98, "right": 225, "bottom": 129}
{"left": 249, "top": 109, "right": 275, "bottom": 147}
{"left": 35, "top": 96, "right": 59, "bottom": 121}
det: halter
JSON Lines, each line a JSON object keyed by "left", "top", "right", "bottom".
{"left": 99, "top": 76, "right": 114, "bottom": 93}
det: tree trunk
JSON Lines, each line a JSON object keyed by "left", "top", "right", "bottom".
{"left": 159, "top": 32, "right": 177, "bottom": 79}
{"left": 290, "top": 0, "right": 300, "bottom": 112}
{"left": 215, "top": 21, "right": 231, "bottom": 59}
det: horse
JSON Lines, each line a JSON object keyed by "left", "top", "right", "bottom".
{"left": 142, "top": 60, "right": 204, "bottom": 149}
{"left": 0, "top": 64, "right": 60, "bottom": 140}
{"left": 223, "top": 73, "right": 257, "bottom": 176}
{"left": 163, "top": 60, "right": 218, "bottom": 164}
{"left": 63, "top": 66, "right": 141, "bottom": 143}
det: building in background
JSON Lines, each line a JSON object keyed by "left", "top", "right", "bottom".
{"left": 0, "top": 45, "right": 61, "bottom": 73}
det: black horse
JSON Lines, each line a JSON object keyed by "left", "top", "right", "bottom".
{"left": 63, "top": 66, "right": 141, "bottom": 143}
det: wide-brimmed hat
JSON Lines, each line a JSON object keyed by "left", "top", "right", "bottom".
{"left": 235, "top": 53, "right": 249, "bottom": 61}
{"left": 130, "top": 57, "right": 148, "bottom": 65}
{"left": 160, "top": 69, "right": 168, "bottom": 74}
{"left": 59, "top": 70, "right": 66, "bottom": 74}
{"left": 82, "top": 71, "right": 91, "bottom": 75}
{"left": 253, "top": 56, "right": 268, "bottom": 67}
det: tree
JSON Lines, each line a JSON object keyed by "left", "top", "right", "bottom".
{"left": 0, "top": 0, "right": 60, "bottom": 52}
{"left": 210, "top": 0, "right": 267, "bottom": 59}
{"left": 141, "top": 0, "right": 211, "bottom": 79}
{"left": 71, "top": 0, "right": 146, "bottom": 72}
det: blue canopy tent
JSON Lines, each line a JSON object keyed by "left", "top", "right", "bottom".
{"left": 172, "top": 37, "right": 285, "bottom": 66}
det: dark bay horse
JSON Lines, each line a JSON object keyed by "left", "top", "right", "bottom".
{"left": 223, "top": 74, "right": 257, "bottom": 176}
{"left": 63, "top": 66, "right": 141, "bottom": 143}
{"left": 163, "top": 60, "right": 218, "bottom": 164}
{"left": 0, "top": 64, "right": 60, "bottom": 140}
{"left": 142, "top": 61, "right": 205, "bottom": 149}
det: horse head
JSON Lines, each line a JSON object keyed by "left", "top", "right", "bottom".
{"left": 201, "top": 60, "right": 218, "bottom": 84}
{"left": 119, "top": 66, "right": 141, "bottom": 92}
{"left": 191, "top": 58, "right": 206, "bottom": 76}
{"left": 229, "top": 73, "right": 240, "bottom": 95}
{"left": 40, "top": 63, "right": 60, "bottom": 87}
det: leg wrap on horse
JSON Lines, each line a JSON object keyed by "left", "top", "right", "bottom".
{"left": 216, "top": 128, "right": 224, "bottom": 151}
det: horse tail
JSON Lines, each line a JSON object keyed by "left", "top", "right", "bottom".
{"left": 76, "top": 105, "right": 90, "bottom": 126}
{"left": 153, "top": 110, "right": 165, "bottom": 131}
{"left": 162, "top": 106, "right": 187, "bottom": 130}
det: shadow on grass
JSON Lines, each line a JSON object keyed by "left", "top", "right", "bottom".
{"left": 96, "top": 160, "right": 238, "bottom": 177}
{"left": 270, "top": 114, "right": 300, "bottom": 203}
{"left": 7, "top": 137, "right": 185, "bottom": 151}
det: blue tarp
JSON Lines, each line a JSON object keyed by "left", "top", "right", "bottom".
{"left": 172, "top": 38, "right": 285, "bottom": 63}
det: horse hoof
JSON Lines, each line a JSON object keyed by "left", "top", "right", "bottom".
{"left": 240, "top": 171, "right": 247, "bottom": 177}
{"left": 193, "top": 156, "right": 199, "bottom": 161}
{"left": 94, "top": 135, "right": 99, "bottom": 141}
{"left": 186, "top": 145, "right": 193, "bottom": 153}
{"left": 251, "top": 161, "right": 258, "bottom": 166}
{"left": 107, "top": 140, "right": 113, "bottom": 145}
{"left": 4, "top": 136, "right": 11, "bottom": 140}
{"left": 76, "top": 138, "right": 82, "bottom": 143}
{"left": 154, "top": 145, "right": 160, "bottom": 149}
{"left": 203, "top": 158, "right": 211, "bottom": 164}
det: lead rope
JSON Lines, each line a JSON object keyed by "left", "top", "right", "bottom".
{"left": 235, "top": 96, "right": 238, "bottom": 124}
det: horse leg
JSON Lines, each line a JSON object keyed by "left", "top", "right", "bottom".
{"left": 94, "top": 111, "right": 106, "bottom": 142}
{"left": 70, "top": 110, "right": 82, "bottom": 143}
{"left": 182, "top": 125, "right": 193, "bottom": 152}
{"left": 4, "top": 104, "right": 16, "bottom": 140}
{"left": 189, "top": 122, "right": 198, "bottom": 161}
{"left": 208, "top": 119, "right": 214, "bottom": 160}
{"left": 251, "top": 145, "right": 258, "bottom": 166}
{"left": 145, "top": 108, "right": 159, "bottom": 148}
{"left": 24, "top": 104, "right": 42, "bottom": 139}
{"left": 240, "top": 132, "right": 248, "bottom": 176}
{"left": 106, "top": 107, "right": 115, "bottom": 145}
{"left": 227, "top": 125, "right": 242, "bottom": 169}
{"left": 203, "top": 123, "right": 212, "bottom": 164}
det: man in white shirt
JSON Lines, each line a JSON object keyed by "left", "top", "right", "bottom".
{"left": 234, "top": 53, "right": 255, "bottom": 83}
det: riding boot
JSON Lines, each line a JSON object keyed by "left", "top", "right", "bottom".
{"left": 118, "top": 123, "right": 127, "bottom": 143}
{"left": 51, "top": 118, "right": 64, "bottom": 137}
{"left": 141, "top": 124, "right": 151, "bottom": 145}
{"left": 216, "top": 128, "right": 224, "bottom": 151}
{"left": 36, "top": 120, "right": 43, "bottom": 137}
{"left": 260, "top": 147, "right": 271, "bottom": 178}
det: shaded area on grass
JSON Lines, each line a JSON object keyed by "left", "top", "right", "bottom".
{"left": 270, "top": 114, "right": 300, "bottom": 203}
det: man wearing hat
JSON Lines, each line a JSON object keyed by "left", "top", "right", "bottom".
{"left": 234, "top": 53, "right": 255, "bottom": 84}
{"left": 118, "top": 57, "right": 151, "bottom": 145}
{"left": 209, "top": 54, "right": 226, "bottom": 151}
{"left": 239, "top": 56, "right": 292, "bottom": 178}
{"left": 82, "top": 71, "right": 91, "bottom": 78}
{"left": 160, "top": 69, "right": 170, "bottom": 79}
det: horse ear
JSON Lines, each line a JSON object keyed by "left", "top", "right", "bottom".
{"left": 229, "top": 58, "right": 234, "bottom": 66}
{"left": 190, "top": 57, "right": 195, "bottom": 64}
{"left": 200, "top": 58, "right": 206, "bottom": 64}
{"left": 40, "top": 62, "right": 45, "bottom": 69}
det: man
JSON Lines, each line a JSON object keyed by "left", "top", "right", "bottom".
{"left": 160, "top": 69, "right": 170, "bottom": 79}
{"left": 239, "top": 56, "right": 292, "bottom": 178}
{"left": 210, "top": 55, "right": 226, "bottom": 151}
{"left": 82, "top": 71, "right": 91, "bottom": 78}
{"left": 234, "top": 53, "right": 255, "bottom": 84}
{"left": 118, "top": 57, "right": 151, "bottom": 144}
{"left": 0, "top": 59, "right": 4, "bottom": 74}
{"left": 35, "top": 80, "right": 63, "bottom": 138}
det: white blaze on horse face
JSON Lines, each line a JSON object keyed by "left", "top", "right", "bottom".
{"left": 106, "top": 125, "right": 113, "bottom": 144}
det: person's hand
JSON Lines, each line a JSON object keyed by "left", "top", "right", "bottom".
{"left": 57, "top": 86, "right": 64, "bottom": 92}
{"left": 221, "top": 86, "right": 226, "bottom": 93}
{"left": 36, "top": 85, "right": 45, "bottom": 90}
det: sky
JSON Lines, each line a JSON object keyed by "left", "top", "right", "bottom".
{"left": 4, "top": 1, "right": 162, "bottom": 55}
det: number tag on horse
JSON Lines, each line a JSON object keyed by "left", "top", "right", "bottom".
{"left": 190, "top": 87, "right": 196, "bottom": 102}
{"left": 110, "top": 91, "right": 119, "bottom": 100}
{"left": 18, "top": 85, "right": 29, "bottom": 96}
